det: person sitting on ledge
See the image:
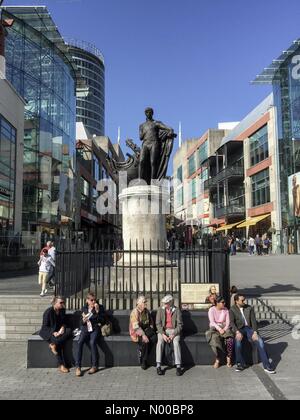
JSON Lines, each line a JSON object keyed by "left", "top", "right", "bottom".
{"left": 205, "top": 286, "right": 219, "bottom": 306}
{"left": 129, "top": 296, "right": 156, "bottom": 370}
{"left": 230, "top": 294, "right": 276, "bottom": 374}
{"left": 75, "top": 293, "right": 105, "bottom": 377}
{"left": 39, "top": 296, "right": 72, "bottom": 374}
{"left": 206, "top": 296, "right": 234, "bottom": 369}
{"left": 156, "top": 295, "right": 183, "bottom": 377}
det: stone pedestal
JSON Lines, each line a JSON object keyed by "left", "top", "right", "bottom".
{"left": 119, "top": 185, "right": 169, "bottom": 265}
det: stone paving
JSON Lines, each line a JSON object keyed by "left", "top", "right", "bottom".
{"left": 0, "top": 320, "right": 299, "bottom": 401}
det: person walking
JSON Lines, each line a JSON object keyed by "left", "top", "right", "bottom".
{"left": 37, "top": 248, "right": 55, "bottom": 297}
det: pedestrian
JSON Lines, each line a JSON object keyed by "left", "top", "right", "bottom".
{"left": 37, "top": 248, "right": 55, "bottom": 297}
{"left": 230, "top": 286, "right": 238, "bottom": 307}
{"left": 129, "top": 296, "right": 156, "bottom": 370}
{"left": 248, "top": 236, "right": 255, "bottom": 256}
{"left": 230, "top": 294, "right": 276, "bottom": 374}
{"left": 39, "top": 296, "right": 72, "bottom": 374}
{"left": 156, "top": 295, "right": 183, "bottom": 376}
{"left": 205, "top": 285, "right": 219, "bottom": 306}
{"left": 255, "top": 234, "right": 262, "bottom": 256}
{"left": 75, "top": 293, "right": 105, "bottom": 377}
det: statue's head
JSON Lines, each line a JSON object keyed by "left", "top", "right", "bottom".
{"left": 145, "top": 107, "right": 154, "bottom": 119}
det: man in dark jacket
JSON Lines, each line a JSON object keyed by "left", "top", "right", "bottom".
{"left": 75, "top": 293, "right": 105, "bottom": 377}
{"left": 39, "top": 296, "right": 72, "bottom": 373}
{"left": 156, "top": 295, "right": 183, "bottom": 376}
{"left": 230, "top": 294, "right": 275, "bottom": 374}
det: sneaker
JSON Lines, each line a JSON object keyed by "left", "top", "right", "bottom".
{"left": 264, "top": 367, "right": 276, "bottom": 374}
{"left": 44, "top": 289, "right": 48, "bottom": 295}
{"left": 40, "top": 292, "right": 45, "bottom": 297}
{"left": 235, "top": 364, "right": 245, "bottom": 372}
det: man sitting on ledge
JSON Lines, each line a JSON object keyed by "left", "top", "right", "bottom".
{"left": 156, "top": 295, "right": 183, "bottom": 377}
{"left": 230, "top": 294, "right": 276, "bottom": 374}
{"left": 39, "top": 296, "right": 72, "bottom": 374}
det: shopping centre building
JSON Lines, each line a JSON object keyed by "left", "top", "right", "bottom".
{"left": 173, "top": 40, "right": 300, "bottom": 254}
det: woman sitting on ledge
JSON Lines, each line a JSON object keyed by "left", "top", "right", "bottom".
{"left": 129, "top": 296, "right": 156, "bottom": 370}
{"left": 206, "top": 296, "right": 234, "bottom": 369}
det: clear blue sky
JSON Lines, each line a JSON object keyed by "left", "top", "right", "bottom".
{"left": 4, "top": 0, "right": 300, "bottom": 162}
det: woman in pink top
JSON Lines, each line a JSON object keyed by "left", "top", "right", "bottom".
{"left": 206, "top": 296, "right": 234, "bottom": 369}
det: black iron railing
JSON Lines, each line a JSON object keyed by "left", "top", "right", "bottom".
{"left": 55, "top": 239, "right": 230, "bottom": 311}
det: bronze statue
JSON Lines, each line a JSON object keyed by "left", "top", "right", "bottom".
{"left": 139, "top": 107, "right": 176, "bottom": 184}
{"left": 107, "top": 108, "right": 176, "bottom": 185}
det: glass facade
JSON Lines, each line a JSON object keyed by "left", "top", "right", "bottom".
{"left": 251, "top": 169, "right": 270, "bottom": 207}
{"left": 0, "top": 115, "right": 16, "bottom": 232}
{"left": 249, "top": 124, "right": 269, "bottom": 166}
{"left": 68, "top": 42, "right": 105, "bottom": 136}
{"left": 3, "top": 8, "right": 76, "bottom": 231}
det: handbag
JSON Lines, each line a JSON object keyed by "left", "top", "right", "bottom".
{"left": 101, "top": 322, "right": 113, "bottom": 337}
{"left": 144, "top": 327, "right": 156, "bottom": 338}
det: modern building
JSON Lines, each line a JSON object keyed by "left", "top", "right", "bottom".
{"left": 67, "top": 40, "right": 105, "bottom": 136}
{"left": 75, "top": 123, "right": 124, "bottom": 244}
{"left": 2, "top": 6, "right": 78, "bottom": 237}
{"left": 0, "top": 68, "right": 25, "bottom": 236}
{"left": 210, "top": 95, "right": 282, "bottom": 253}
{"left": 253, "top": 39, "right": 300, "bottom": 253}
{"left": 173, "top": 127, "right": 236, "bottom": 233}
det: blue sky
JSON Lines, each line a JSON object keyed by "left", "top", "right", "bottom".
{"left": 4, "top": 0, "right": 300, "bottom": 162}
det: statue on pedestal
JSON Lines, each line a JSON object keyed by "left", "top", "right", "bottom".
{"left": 107, "top": 108, "right": 177, "bottom": 185}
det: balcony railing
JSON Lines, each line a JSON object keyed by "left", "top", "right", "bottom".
{"left": 204, "top": 164, "right": 244, "bottom": 190}
{"left": 214, "top": 203, "right": 245, "bottom": 219}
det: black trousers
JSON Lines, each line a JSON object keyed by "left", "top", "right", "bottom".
{"left": 137, "top": 334, "right": 157, "bottom": 365}
{"left": 49, "top": 328, "right": 72, "bottom": 366}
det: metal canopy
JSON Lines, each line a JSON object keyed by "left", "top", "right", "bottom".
{"left": 252, "top": 39, "right": 300, "bottom": 84}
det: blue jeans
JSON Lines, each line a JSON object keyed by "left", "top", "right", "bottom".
{"left": 76, "top": 328, "right": 100, "bottom": 368}
{"left": 235, "top": 327, "right": 271, "bottom": 369}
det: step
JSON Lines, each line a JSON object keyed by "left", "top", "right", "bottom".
{"left": 5, "top": 318, "right": 42, "bottom": 325}
{"left": 0, "top": 305, "right": 50, "bottom": 312}
{"left": 0, "top": 333, "right": 32, "bottom": 341}
{"left": 4, "top": 325, "right": 39, "bottom": 333}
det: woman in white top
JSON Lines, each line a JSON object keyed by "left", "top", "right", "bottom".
{"left": 38, "top": 248, "right": 55, "bottom": 297}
